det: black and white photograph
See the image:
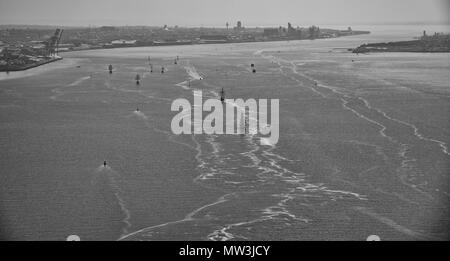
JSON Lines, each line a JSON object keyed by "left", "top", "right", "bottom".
{"left": 0, "top": 0, "right": 449, "bottom": 244}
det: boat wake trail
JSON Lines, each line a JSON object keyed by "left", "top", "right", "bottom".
{"left": 133, "top": 110, "right": 148, "bottom": 120}
{"left": 118, "top": 56, "right": 370, "bottom": 241}
{"left": 359, "top": 97, "right": 450, "bottom": 156}
{"left": 68, "top": 76, "right": 91, "bottom": 87}
{"left": 174, "top": 61, "right": 204, "bottom": 91}
{"left": 258, "top": 50, "right": 449, "bottom": 193}
{"left": 251, "top": 49, "right": 449, "bottom": 238}
{"left": 185, "top": 62, "right": 204, "bottom": 80}
{"left": 50, "top": 76, "right": 93, "bottom": 100}
{"left": 119, "top": 51, "right": 447, "bottom": 240}
{"left": 94, "top": 165, "right": 132, "bottom": 238}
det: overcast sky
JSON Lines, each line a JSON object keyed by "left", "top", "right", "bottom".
{"left": 0, "top": 0, "right": 448, "bottom": 26}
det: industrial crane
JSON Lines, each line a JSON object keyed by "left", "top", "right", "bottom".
{"left": 46, "top": 28, "right": 63, "bottom": 57}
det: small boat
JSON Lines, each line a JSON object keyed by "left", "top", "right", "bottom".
{"left": 135, "top": 74, "right": 141, "bottom": 85}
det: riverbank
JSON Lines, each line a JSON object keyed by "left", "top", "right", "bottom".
{"left": 57, "top": 29, "right": 370, "bottom": 54}
{"left": 0, "top": 56, "right": 63, "bottom": 72}
{"left": 352, "top": 33, "right": 450, "bottom": 53}
{"left": 0, "top": 27, "right": 370, "bottom": 73}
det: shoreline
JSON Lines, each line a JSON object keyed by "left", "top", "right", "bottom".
{"left": 352, "top": 35, "right": 450, "bottom": 53}
{"left": 0, "top": 30, "right": 370, "bottom": 73}
{"left": 58, "top": 30, "right": 370, "bottom": 53}
{"left": 0, "top": 56, "right": 63, "bottom": 73}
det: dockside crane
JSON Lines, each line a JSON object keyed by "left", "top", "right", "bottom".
{"left": 46, "top": 29, "right": 64, "bottom": 57}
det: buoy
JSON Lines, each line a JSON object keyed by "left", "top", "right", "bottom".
{"left": 103, "top": 161, "right": 107, "bottom": 167}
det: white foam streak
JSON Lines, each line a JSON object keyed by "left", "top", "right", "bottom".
{"left": 68, "top": 76, "right": 91, "bottom": 86}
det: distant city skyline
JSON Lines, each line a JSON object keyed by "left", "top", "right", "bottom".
{"left": 0, "top": 0, "right": 448, "bottom": 27}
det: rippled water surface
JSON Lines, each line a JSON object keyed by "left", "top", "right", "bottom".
{"left": 0, "top": 25, "right": 449, "bottom": 240}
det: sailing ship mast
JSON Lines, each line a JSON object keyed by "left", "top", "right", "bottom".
{"left": 220, "top": 88, "right": 225, "bottom": 102}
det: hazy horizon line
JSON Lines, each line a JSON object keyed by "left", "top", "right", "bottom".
{"left": 1, "top": 21, "right": 449, "bottom": 29}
